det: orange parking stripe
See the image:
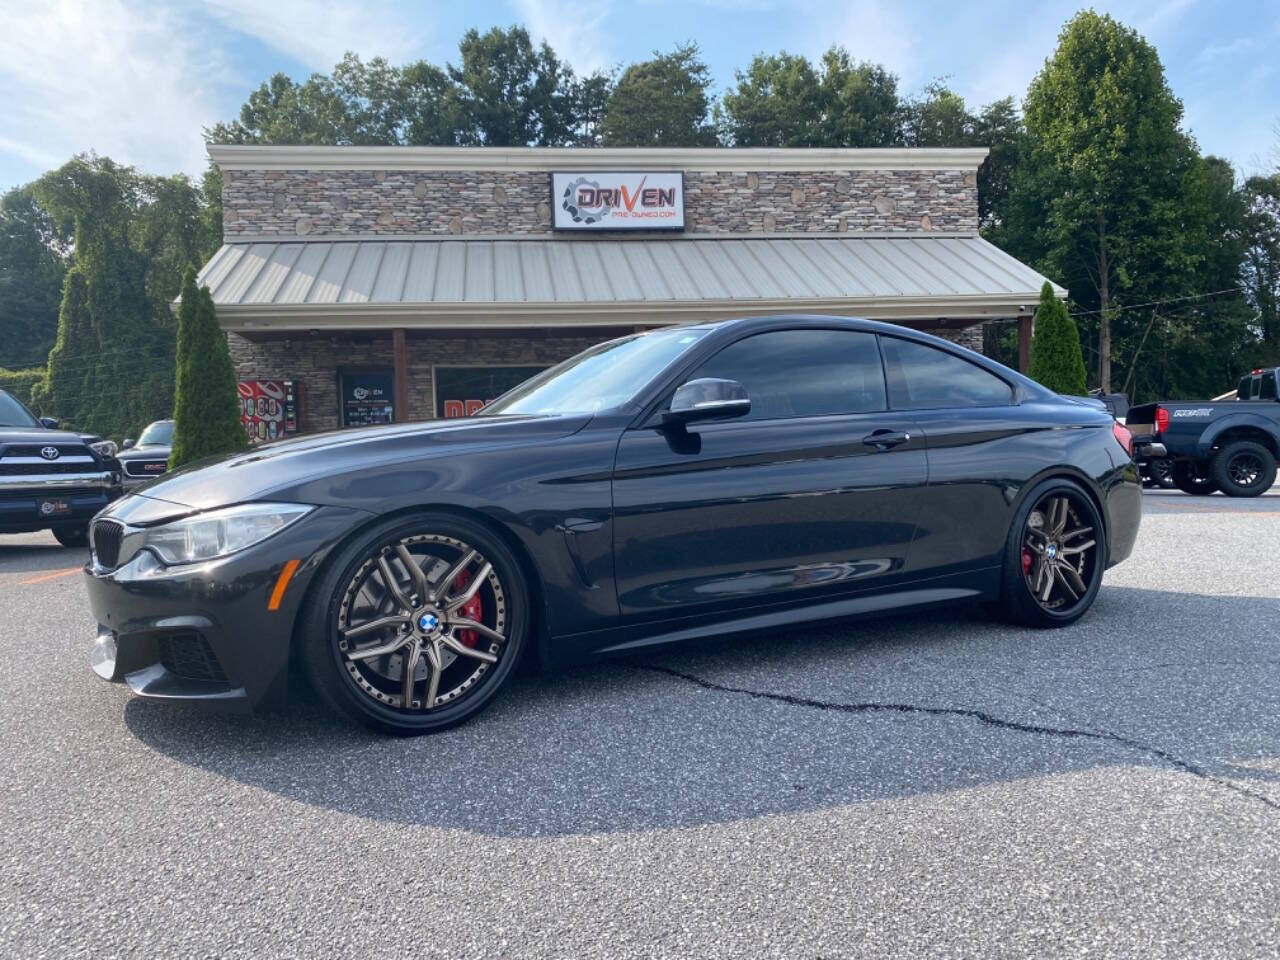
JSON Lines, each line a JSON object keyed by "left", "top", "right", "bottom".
{"left": 267, "top": 559, "right": 301, "bottom": 611}
{"left": 20, "top": 567, "right": 82, "bottom": 585}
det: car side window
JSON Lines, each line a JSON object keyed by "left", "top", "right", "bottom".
{"left": 1261, "top": 372, "right": 1277, "bottom": 401}
{"left": 880, "top": 336, "right": 1013, "bottom": 409}
{"left": 688, "top": 329, "right": 887, "bottom": 421}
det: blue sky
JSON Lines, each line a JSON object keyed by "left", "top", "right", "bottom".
{"left": 0, "top": 0, "right": 1275, "bottom": 190}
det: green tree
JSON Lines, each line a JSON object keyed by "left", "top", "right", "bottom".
{"left": 450, "top": 26, "right": 583, "bottom": 146}
{"left": 1242, "top": 172, "right": 1280, "bottom": 350}
{"left": 717, "top": 48, "right": 901, "bottom": 148}
{"left": 718, "top": 51, "right": 823, "bottom": 146}
{"left": 1014, "top": 11, "right": 1205, "bottom": 392}
{"left": 28, "top": 156, "right": 190, "bottom": 436}
{"left": 602, "top": 43, "right": 716, "bottom": 146}
{"left": 900, "top": 80, "right": 971, "bottom": 147}
{"left": 0, "top": 185, "right": 68, "bottom": 368}
{"left": 817, "top": 50, "right": 901, "bottom": 147}
{"left": 169, "top": 269, "right": 247, "bottom": 468}
{"left": 1028, "top": 282, "right": 1087, "bottom": 394}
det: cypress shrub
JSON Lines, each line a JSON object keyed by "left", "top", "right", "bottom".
{"left": 169, "top": 268, "right": 247, "bottom": 468}
{"left": 1028, "top": 282, "right": 1088, "bottom": 395}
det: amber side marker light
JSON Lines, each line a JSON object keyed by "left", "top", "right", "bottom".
{"left": 268, "top": 559, "right": 301, "bottom": 611}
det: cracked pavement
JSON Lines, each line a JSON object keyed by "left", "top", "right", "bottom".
{"left": 2, "top": 488, "right": 1279, "bottom": 958}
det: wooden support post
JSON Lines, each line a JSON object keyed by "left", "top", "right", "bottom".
{"left": 1017, "top": 313, "right": 1032, "bottom": 374}
{"left": 392, "top": 328, "right": 409, "bottom": 422}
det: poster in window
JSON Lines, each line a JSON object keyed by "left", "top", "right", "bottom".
{"left": 434, "top": 366, "right": 546, "bottom": 418}
{"left": 340, "top": 370, "right": 395, "bottom": 427}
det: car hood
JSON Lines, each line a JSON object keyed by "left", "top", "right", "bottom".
{"left": 114, "top": 414, "right": 592, "bottom": 516}
{"left": 0, "top": 427, "right": 93, "bottom": 445}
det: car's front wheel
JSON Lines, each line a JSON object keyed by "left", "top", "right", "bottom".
{"left": 52, "top": 524, "right": 88, "bottom": 548}
{"left": 996, "top": 478, "right": 1105, "bottom": 628}
{"left": 299, "top": 511, "right": 530, "bottom": 735}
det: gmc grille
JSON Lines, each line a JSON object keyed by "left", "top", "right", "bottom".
{"left": 123, "top": 460, "right": 168, "bottom": 477}
{"left": 92, "top": 519, "right": 124, "bottom": 568}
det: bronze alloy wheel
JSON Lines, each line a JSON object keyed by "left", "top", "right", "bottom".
{"left": 1020, "top": 489, "right": 1100, "bottom": 617}
{"left": 335, "top": 533, "right": 509, "bottom": 713}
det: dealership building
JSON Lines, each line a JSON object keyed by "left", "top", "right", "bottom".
{"left": 198, "top": 144, "right": 1061, "bottom": 437}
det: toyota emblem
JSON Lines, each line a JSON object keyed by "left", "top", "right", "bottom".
{"left": 40, "top": 446, "right": 60, "bottom": 461}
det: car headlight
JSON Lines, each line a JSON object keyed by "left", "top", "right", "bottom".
{"left": 142, "top": 503, "right": 312, "bottom": 565}
{"left": 89, "top": 439, "right": 118, "bottom": 458}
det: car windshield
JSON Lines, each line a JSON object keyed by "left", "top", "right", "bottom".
{"left": 0, "top": 391, "right": 39, "bottom": 428}
{"left": 482, "top": 326, "right": 713, "bottom": 416}
{"left": 137, "top": 421, "right": 174, "bottom": 446}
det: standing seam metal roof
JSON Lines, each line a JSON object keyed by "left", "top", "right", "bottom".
{"left": 197, "top": 234, "right": 1063, "bottom": 310}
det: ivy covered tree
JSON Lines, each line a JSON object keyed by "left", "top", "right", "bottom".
{"left": 169, "top": 269, "right": 246, "bottom": 468}
{"left": 28, "top": 157, "right": 176, "bottom": 436}
{"left": 1028, "top": 282, "right": 1087, "bottom": 395}
{"left": 0, "top": 185, "right": 69, "bottom": 369}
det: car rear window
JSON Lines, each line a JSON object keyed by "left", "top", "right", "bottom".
{"left": 880, "top": 337, "right": 1013, "bottom": 410}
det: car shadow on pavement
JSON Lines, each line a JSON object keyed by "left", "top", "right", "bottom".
{"left": 123, "top": 585, "right": 1280, "bottom": 837}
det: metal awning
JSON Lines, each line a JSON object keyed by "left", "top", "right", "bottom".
{"left": 196, "top": 233, "right": 1063, "bottom": 332}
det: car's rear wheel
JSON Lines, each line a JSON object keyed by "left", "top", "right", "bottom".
{"left": 299, "top": 511, "right": 530, "bottom": 735}
{"left": 1171, "top": 459, "right": 1218, "bottom": 496}
{"left": 996, "top": 478, "right": 1104, "bottom": 628}
{"left": 1210, "top": 440, "right": 1276, "bottom": 498}
{"left": 52, "top": 524, "right": 88, "bottom": 548}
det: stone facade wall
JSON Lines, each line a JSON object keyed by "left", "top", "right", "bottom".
{"left": 230, "top": 325, "right": 984, "bottom": 430}
{"left": 222, "top": 168, "right": 978, "bottom": 239}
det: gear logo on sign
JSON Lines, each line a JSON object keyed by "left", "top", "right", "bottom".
{"left": 561, "top": 176, "right": 611, "bottom": 225}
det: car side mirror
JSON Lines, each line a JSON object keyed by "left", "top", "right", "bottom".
{"left": 121, "top": 438, "right": 135, "bottom": 450}
{"left": 39, "top": 417, "right": 59, "bottom": 429}
{"left": 664, "top": 378, "right": 750, "bottom": 426}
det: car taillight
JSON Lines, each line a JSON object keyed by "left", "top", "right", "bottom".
{"left": 1112, "top": 420, "right": 1133, "bottom": 455}
{"left": 1154, "top": 406, "right": 1169, "bottom": 434}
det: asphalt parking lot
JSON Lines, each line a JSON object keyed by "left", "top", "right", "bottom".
{"left": 3, "top": 489, "right": 1279, "bottom": 959}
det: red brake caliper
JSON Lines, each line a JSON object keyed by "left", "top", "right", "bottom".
{"left": 453, "top": 570, "right": 482, "bottom": 647}
{"left": 1021, "top": 548, "right": 1033, "bottom": 575}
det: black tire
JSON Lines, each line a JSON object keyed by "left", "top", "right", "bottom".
{"left": 52, "top": 524, "right": 88, "bottom": 548}
{"left": 995, "top": 477, "right": 1105, "bottom": 628}
{"left": 1171, "top": 459, "right": 1219, "bottom": 496}
{"left": 298, "top": 511, "right": 531, "bottom": 736}
{"left": 1210, "top": 440, "right": 1276, "bottom": 498}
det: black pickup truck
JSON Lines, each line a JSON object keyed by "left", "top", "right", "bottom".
{"left": 1128, "top": 367, "right": 1280, "bottom": 497}
{"left": 0, "top": 389, "right": 121, "bottom": 545}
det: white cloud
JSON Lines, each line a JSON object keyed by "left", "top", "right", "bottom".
{"left": 0, "top": 0, "right": 233, "bottom": 180}
{"left": 510, "top": 0, "right": 616, "bottom": 74}
{"left": 200, "top": 0, "right": 435, "bottom": 69}
{"left": 823, "top": 0, "right": 919, "bottom": 82}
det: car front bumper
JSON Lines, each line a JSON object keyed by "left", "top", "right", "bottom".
{"left": 0, "top": 472, "right": 118, "bottom": 533}
{"left": 84, "top": 504, "right": 367, "bottom": 711}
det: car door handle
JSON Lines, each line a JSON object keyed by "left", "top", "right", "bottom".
{"left": 862, "top": 429, "right": 911, "bottom": 450}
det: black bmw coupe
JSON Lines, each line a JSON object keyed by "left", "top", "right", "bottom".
{"left": 86, "top": 316, "right": 1141, "bottom": 735}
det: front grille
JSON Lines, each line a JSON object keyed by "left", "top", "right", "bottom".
{"left": 0, "top": 461, "right": 99, "bottom": 475}
{"left": 92, "top": 519, "right": 124, "bottom": 567}
{"left": 2, "top": 444, "right": 88, "bottom": 458}
{"left": 159, "top": 632, "right": 228, "bottom": 684}
{"left": 123, "top": 459, "right": 168, "bottom": 478}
